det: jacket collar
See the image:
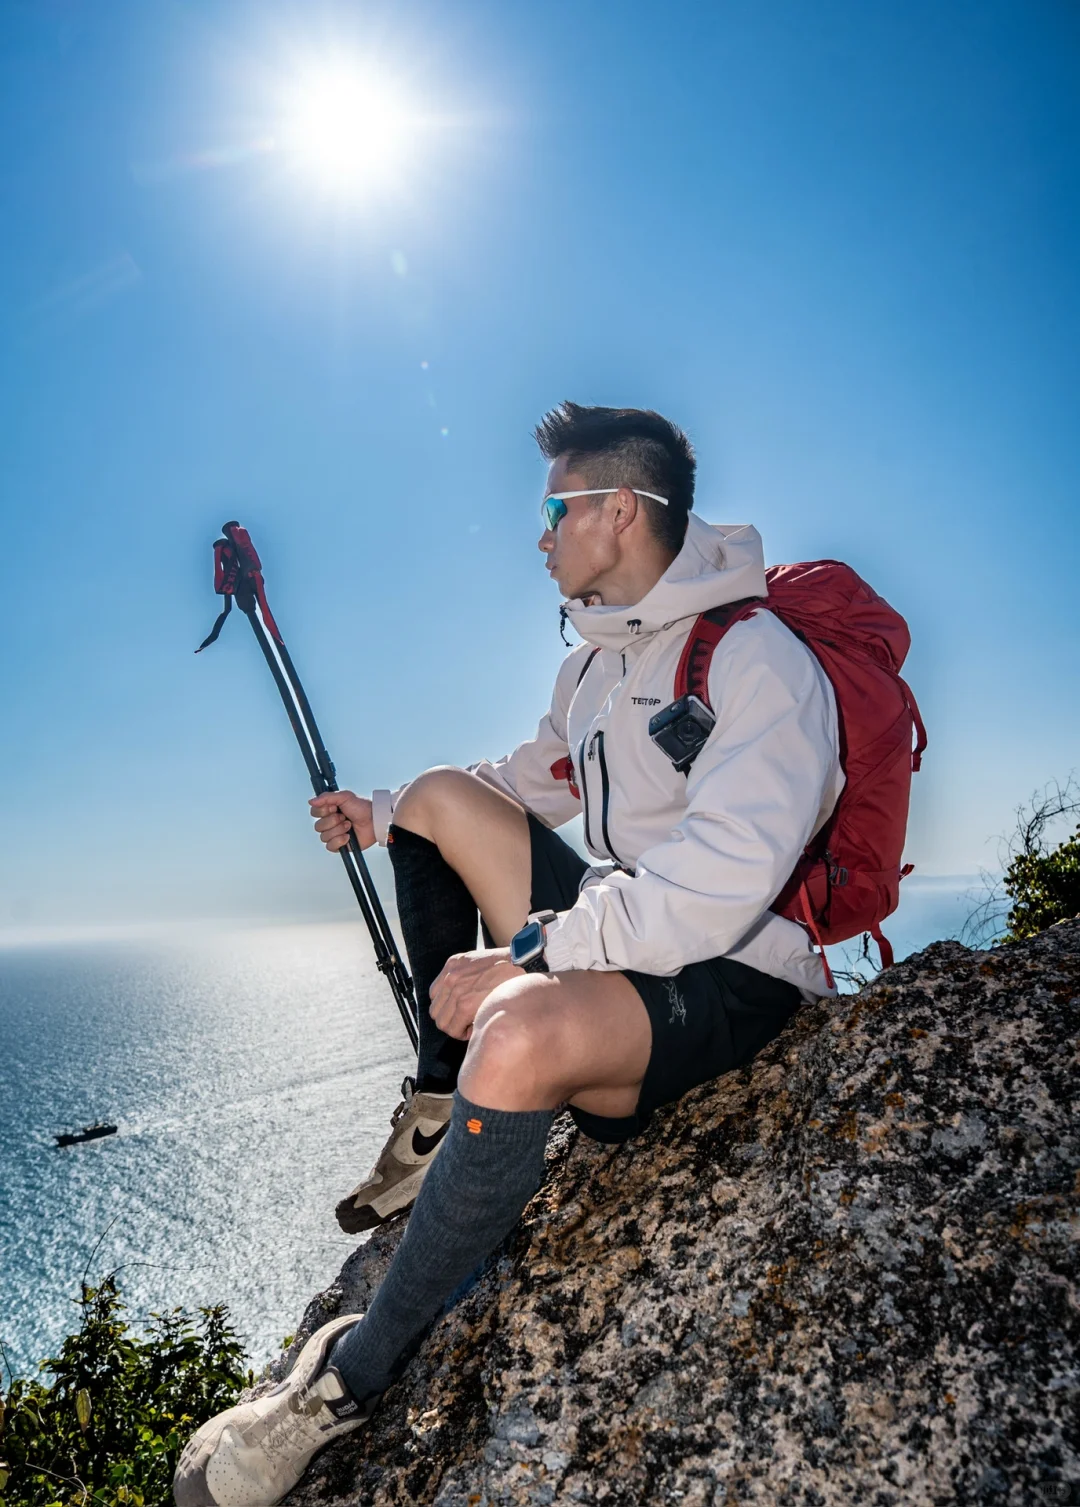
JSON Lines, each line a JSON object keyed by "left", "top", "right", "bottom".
{"left": 563, "top": 515, "right": 768, "bottom": 653}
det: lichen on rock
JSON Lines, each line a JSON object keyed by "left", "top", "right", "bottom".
{"left": 274, "top": 922, "right": 1079, "bottom": 1506}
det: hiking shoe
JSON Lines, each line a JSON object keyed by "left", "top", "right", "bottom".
{"left": 173, "top": 1313, "right": 373, "bottom": 1507}
{"left": 335, "top": 1077, "right": 453, "bottom": 1234}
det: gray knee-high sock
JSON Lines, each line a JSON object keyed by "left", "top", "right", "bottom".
{"left": 330, "top": 1092, "right": 553, "bottom": 1400}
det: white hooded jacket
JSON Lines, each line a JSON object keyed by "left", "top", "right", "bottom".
{"left": 373, "top": 515, "right": 845, "bottom": 996}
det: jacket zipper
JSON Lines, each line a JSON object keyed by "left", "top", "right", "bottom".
{"left": 579, "top": 731, "right": 620, "bottom": 865}
{"left": 596, "top": 731, "right": 622, "bottom": 865}
{"left": 579, "top": 734, "right": 597, "bottom": 854}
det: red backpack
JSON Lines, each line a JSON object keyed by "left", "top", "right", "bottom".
{"left": 675, "top": 560, "right": 926, "bottom": 985}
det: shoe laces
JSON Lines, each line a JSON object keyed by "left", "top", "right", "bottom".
{"left": 389, "top": 1076, "right": 416, "bottom": 1129}
{"left": 288, "top": 1370, "right": 342, "bottom": 1420}
{"left": 288, "top": 1388, "right": 324, "bottom": 1421}
{"left": 246, "top": 1395, "right": 328, "bottom": 1463}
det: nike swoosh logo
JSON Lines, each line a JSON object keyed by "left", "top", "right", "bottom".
{"left": 411, "top": 1121, "right": 450, "bottom": 1157}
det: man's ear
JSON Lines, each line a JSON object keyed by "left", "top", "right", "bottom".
{"left": 609, "top": 486, "right": 640, "bottom": 537}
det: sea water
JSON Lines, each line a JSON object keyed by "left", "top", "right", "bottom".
{"left": 0, "top": 879, "right": 984, "bottom": 1381}
{"left": 0, "top": 924, "right": 413, "bottom": 1380}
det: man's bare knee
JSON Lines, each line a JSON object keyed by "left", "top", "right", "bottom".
{"left": 393, "top": 768, "right": 531, "bottom": 943}
{"left": 462, "top": 970, "right": 651, "bottom": 1113}
{"left": 393, "top": 766, "right": 472, "bottom": 838}
{"left": 461, "top": 985, "right": 561, "bottom": 1110}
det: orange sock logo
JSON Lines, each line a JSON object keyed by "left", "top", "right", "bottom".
{"left": 466, "top": 1117, "right": 483, "bottom": 1135}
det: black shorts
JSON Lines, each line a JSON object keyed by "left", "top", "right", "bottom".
{"left": 527, "top": 813, "right": 802, "bottom": 1145}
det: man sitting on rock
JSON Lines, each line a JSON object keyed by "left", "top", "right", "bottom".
{"left": 175, "top": 402, "right": 843, "bottom": 1507}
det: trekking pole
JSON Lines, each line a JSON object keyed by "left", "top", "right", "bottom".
{"left": 196, "top": 521, "right": 419, "bottom": 1050}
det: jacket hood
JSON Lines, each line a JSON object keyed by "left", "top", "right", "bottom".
{"left": 564, "top": 514, "right": 768, "bottom": 652}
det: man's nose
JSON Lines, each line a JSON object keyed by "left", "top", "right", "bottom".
{"left": 538, "top": 530, "right": 554, "bottom": 553}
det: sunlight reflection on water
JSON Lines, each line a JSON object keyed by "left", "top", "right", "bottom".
{"left": 0, "top": 924, "right": 413, "bottom": 1378}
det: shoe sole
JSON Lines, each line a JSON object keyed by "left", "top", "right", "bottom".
{"left": 335, "top": 1165, "right": 429, "bottom": 1234}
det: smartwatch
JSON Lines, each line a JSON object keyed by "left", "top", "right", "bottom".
{"left": 510, "top": 910, "right": 558, "bottom": 973}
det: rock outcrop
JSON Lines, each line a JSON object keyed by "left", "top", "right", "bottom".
{"left": 275, "top": 922, "right": 1079, "bottom": 1506}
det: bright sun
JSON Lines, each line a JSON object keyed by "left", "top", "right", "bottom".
{"left": 281, "top": 64, "right": 414, "bottom": 196}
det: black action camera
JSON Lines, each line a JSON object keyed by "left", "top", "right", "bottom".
{"left": 648, "top": 694, "right": 717, "bottom": 772}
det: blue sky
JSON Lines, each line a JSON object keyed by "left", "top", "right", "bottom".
{"left": 0, "top": 0, "right": 1077, "bottom": 935}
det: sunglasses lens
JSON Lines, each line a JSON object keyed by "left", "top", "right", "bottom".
{"left": 542, "top": 497, "right": 566, "bottom": 531}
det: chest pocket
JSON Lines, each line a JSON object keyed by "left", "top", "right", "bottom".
{"left": 579, "top": 727, "right": 623, "bottom": 865}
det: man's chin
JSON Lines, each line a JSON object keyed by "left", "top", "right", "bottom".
{"left": 548, "top": 564, "right": 598, "bottom": 602}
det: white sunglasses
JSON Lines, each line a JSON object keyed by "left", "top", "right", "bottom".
{"left": 541, "top": 488, "right": 669, "bottom": 531}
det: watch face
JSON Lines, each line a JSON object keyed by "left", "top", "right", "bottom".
{"left": 511, "top": 921, "right": 544, "bottom": 966}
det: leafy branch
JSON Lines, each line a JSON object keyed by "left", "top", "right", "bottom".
{"left": 0, "top": 1277, "right": 251, "bottom": 1507}
{"left": 963, "top": 775, "right": 1080, "bottom": 946}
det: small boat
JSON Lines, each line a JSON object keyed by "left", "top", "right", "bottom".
{"left": 54, "top": 1122, "right": 118, "bottom": 1148}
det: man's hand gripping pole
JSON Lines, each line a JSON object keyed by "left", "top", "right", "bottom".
{"left": 196, "top": 521, "right": 419, "bottom": 1050}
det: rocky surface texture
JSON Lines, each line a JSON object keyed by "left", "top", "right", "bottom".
{"left": 275, "top": 922, "right": 1079, "bottom": 1506}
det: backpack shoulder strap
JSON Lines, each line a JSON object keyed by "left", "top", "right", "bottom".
{"left": 674, "top": 598, "right": 765, "bottom": 710}
{"left": 575, "top": 646, "right": 601, "bottom": 688}
{"left": 549, "top": 646, "right": 601, "bottom": 801}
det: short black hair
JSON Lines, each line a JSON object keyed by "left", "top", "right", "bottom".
{"left": 534, "top": 402, "right": 696, "bottom": 555}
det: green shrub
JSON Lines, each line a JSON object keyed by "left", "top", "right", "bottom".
{"left": 1002, "top": 820, "right": 1080, "bottom": 942}
{"left": 964, "top": 779, "right": 1080, "bottom": 948}
{"left": 0, "top": 1276, "right": 251, "bottom": 1507}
